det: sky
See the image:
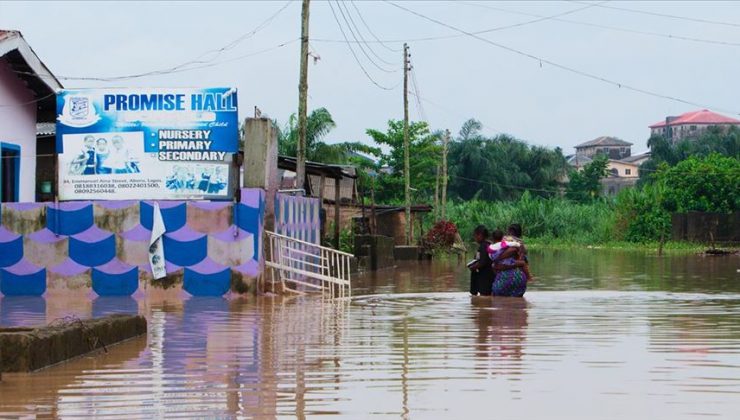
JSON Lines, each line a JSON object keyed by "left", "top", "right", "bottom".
{"left": 2, "top": 0, "right": 740, "bottom": 155}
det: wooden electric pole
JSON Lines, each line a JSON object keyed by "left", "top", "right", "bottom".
{"left": 434, "top": 164, "right": 440, "bottom": 221}
{"left": 296, "top": 0, "right": 310, "bottom": 192}
{"left": 441, "top": 129, "right": 449, "bottom": 220}
{"left": 403, "top": 43, "right": 411, "bottom": 245}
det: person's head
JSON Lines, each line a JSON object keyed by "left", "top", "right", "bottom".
{"left": 508, "top": 223, "right": 523, "bottom": 238}
{"left": 112, "top": 135, "right": 123, "bottom": 149}
{"left": 95, "top": 138, "right": 108, "bottom": 153}
{"left": 473, "top": 225, "right": 489, "bottom": 243}
{"left": 83, "top": 135, "right": 95, "bottom": 149}
{"left": 491, "top": 229, "right": 504, "bottom": 243}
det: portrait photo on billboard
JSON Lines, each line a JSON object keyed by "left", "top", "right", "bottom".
{"left": 62, "top": 132, "right": 143, "bottom": 176}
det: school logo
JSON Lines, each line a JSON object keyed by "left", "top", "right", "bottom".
{"left": 70, "top": 97, "right": 89, "bottom": 118}
{"left": 58, "top": 94, "right": 100, "bottom": 127}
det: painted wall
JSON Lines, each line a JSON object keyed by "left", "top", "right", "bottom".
{"left": 0, "top": 188, "right": 265, "bottom": 297}
{"left": 0, "top": 58, "right": 37, "bottom": 202}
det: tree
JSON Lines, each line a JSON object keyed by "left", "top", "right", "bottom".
{"left": 658, "top": 153, "right": 739, "bottom": 213}
{"left": 446, "top": 119, "right": 568, "bottom": 202}
{"left": 277, "top": 107, "right": 380, "bottom": 164}
{"left": 566, "top": 155, "right": 608, "bottom": 202}
{"left": 366, "top": 120, "right": 441, "bottom": 203}
{"left": 640, "top": 126, "right": 740, "bottom": 185}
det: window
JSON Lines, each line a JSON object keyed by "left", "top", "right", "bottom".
{"left": 625, "top": 169, "right": 631, "bottom": 175}
{"left": 690, "top": 125, "right": 697, "bottom": 131}
{"left": 1, "top": 143, "right": 21, "bottom": 202}
{"left": 609, "top": 168, "right": 619, "bottom": 176}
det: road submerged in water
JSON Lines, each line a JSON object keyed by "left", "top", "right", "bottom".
{"left": 0, "top": 249, "right": 738, "bottom": 419}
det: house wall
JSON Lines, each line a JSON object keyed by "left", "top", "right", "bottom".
{"left": 607, "top": 161, "right": 639, "bottom": 178}
{"left": 576, "top": 145, "right": 631, "bottom": 160}
{"left": 0, "top": 59, "right": 36, "bottom": 202}
{"left": 0, "top": 189, "right": 265, "bottom": 298}
{"left": 653, "top": 123, "right": 740, "bottom": 143}
{"left": 601, "top": 177, "right": 637, "bottom": 196}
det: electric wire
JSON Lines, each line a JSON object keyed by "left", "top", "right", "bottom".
{"left": 409, "top": 65, "right": 427, "bottom": 122}
{"left": 326, "top": 0, "right": 397, "bottom": 90}
{"left": 332, "top": 0, "right": 396, "bottom": 72}
{"left": 337, "top": 0, "right": 396, "bottom": 67}
{"left": 461, "top": 1, "right": 740, "bottom": 48}
{"left": 0, "top": 39, "right": 299, "bottom": 108}
{"left": 572, "top": 0, "right": 740, "bottom": 29}
{"left": 384, "top": 1, "right": 740, "bottom": 116}
{"left": 9, "top": 1, "right": 294, "bottom": 83}
{"left": 314, "top": 1, "right": 601, "bottom": 44}
{"left": 349, "top": 0, "right": 403, "bottom": 53}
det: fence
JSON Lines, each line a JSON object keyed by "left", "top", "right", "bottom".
{"left": 265, "top": 231, "right": 352, "bottom": 298}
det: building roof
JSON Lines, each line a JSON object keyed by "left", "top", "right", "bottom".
{"left": 566, "top": 153, "right": 593, "bottom": 166}
{"left": 277, "top": 156, "right": 357, "bottom": 181}
{"left": 620, "top": 151, "right": 651, "bottom": 164}
{"left": 575, "top": 136, "right": 633, "bottom": 149}
{"left": 36, "top": 122, "right": 55, "bottom": 136}
{"left": 0, "top": 29, "right": 63, "bottom": 121}
{"left": 649, "top": 109, "right": 740, "bottom": 128}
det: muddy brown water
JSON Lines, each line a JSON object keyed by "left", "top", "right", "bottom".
{"left": 0, "top": 249, "right": 738, "bottom": 419}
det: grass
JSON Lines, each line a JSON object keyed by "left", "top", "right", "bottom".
{"left": 526, "top": 240, "right": 708, "bottom": 253}
{"left": 442, "top": 195, "right": 728, "bottom": 253}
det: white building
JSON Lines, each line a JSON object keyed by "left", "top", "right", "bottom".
{"left": 0, "top": 30, "right": 61, "bottom": 202}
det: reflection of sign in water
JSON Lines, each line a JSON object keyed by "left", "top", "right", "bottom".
{"left": 56, "top": 88, "right": 238, "bottom": 201}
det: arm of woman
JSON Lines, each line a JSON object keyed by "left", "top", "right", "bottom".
{"left": 492, "top": 247, "right": 526, "bottom": 271}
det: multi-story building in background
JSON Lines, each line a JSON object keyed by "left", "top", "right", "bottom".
{"left": 649, "top": 109, "right": 740, "bottom": 143}
{"left": 567, "top": 136, "right": 647, "bottom": 195}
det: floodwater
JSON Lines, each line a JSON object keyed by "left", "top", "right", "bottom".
{"left": 1, "top": 249, "right": 739, "bottom": 419}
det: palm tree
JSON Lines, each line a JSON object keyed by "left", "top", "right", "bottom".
{"left": 277, "top": 108, "right": 379, "bottom": 164}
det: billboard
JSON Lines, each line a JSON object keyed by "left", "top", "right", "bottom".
{"left": 56, "top": 88, "right": 239, "bottom": 200}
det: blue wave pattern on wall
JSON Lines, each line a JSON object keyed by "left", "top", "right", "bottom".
{"left": 0, "top": 188, "right": 264, "bottom": 297}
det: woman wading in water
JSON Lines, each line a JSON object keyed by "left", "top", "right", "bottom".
{"left": 487, "top": 224, "right": 529, "bottom": 297}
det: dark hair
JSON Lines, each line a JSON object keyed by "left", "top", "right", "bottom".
{"left": 508, "top": 223, "right": 522, "bottom": 238}
{"left": 491, "top": 229, "right": 504, "bottom": 242}
{"left": 473, "top": 225, "right": 489, "bottom": 239}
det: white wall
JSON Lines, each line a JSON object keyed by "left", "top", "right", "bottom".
{"left": 0, "top": 58, "right": 37, "bottom": 202}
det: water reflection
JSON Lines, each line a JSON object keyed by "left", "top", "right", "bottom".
{"left": 471, "top": 297, "right": 528, "bottom": 365}
{"left": 0, "top": 252, "right": 738, "bottom": 418}
{"left": 0, "top": 296, "right": 46, "bottom": 327}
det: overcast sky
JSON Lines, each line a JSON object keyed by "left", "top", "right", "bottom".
{"left": 2, "top": 1, "right": 739, "bottom": 154}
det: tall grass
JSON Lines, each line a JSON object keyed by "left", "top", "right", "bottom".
{"left": 445, "top": 193, "right": 616, "bottom": 245}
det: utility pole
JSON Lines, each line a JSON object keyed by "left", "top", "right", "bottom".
{"left": 441, "top": 129, "right": 449, "bottom": 221}
{"left": 434, "top": 164, "right": 440, "bottom": 221}
{"left": 296, "top": 0, "right": 310, "bottom": 193}
{"left": 403, "top": 43, "right": 411, "bottom": 245}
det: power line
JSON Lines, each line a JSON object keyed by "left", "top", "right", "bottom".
{"left": 332, "top": 0, "right": 396, "bottom": 73}
{"left": 572, "top": 0, "right": 740, "bottom": 29}
{"left": 337, "top": 0, "right": 397, "bottom": 67}
{"left": 314, "top": 1, "right": 600, "bottom": 45}
{"left": 384, "top": 1, "right": 740, "bottom": 116}
{"left": 0, "top": 91, "right": 56, "bottom": 108}
{"left": 461, "top": 1, "right": 740, "bottom": 48}
{"left": 409, "top": 64, "right": 427, "bottom": 122}
{"left": 10, "top": 1, "right": 294, "bottom": 83}
{"left": 349, "top": 0, "right": 402, "bottom": 53}
{"left": 315, "top": 2, "right": 740, "bottom": 49}
{"left": 1, "top": 39, "right": 298, "bottom": 108}
{"left": 326, "top": 0, "right": 397, "bottom": 90}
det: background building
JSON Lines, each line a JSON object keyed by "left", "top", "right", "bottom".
{"left": 567, "top": 135, "right": 645, "bottom": 195}
{"left": 649, "top": 109, "right": 740, "bottom": 143}
{"left": 0, "top": 29, "right": 61, "bottom": 202}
